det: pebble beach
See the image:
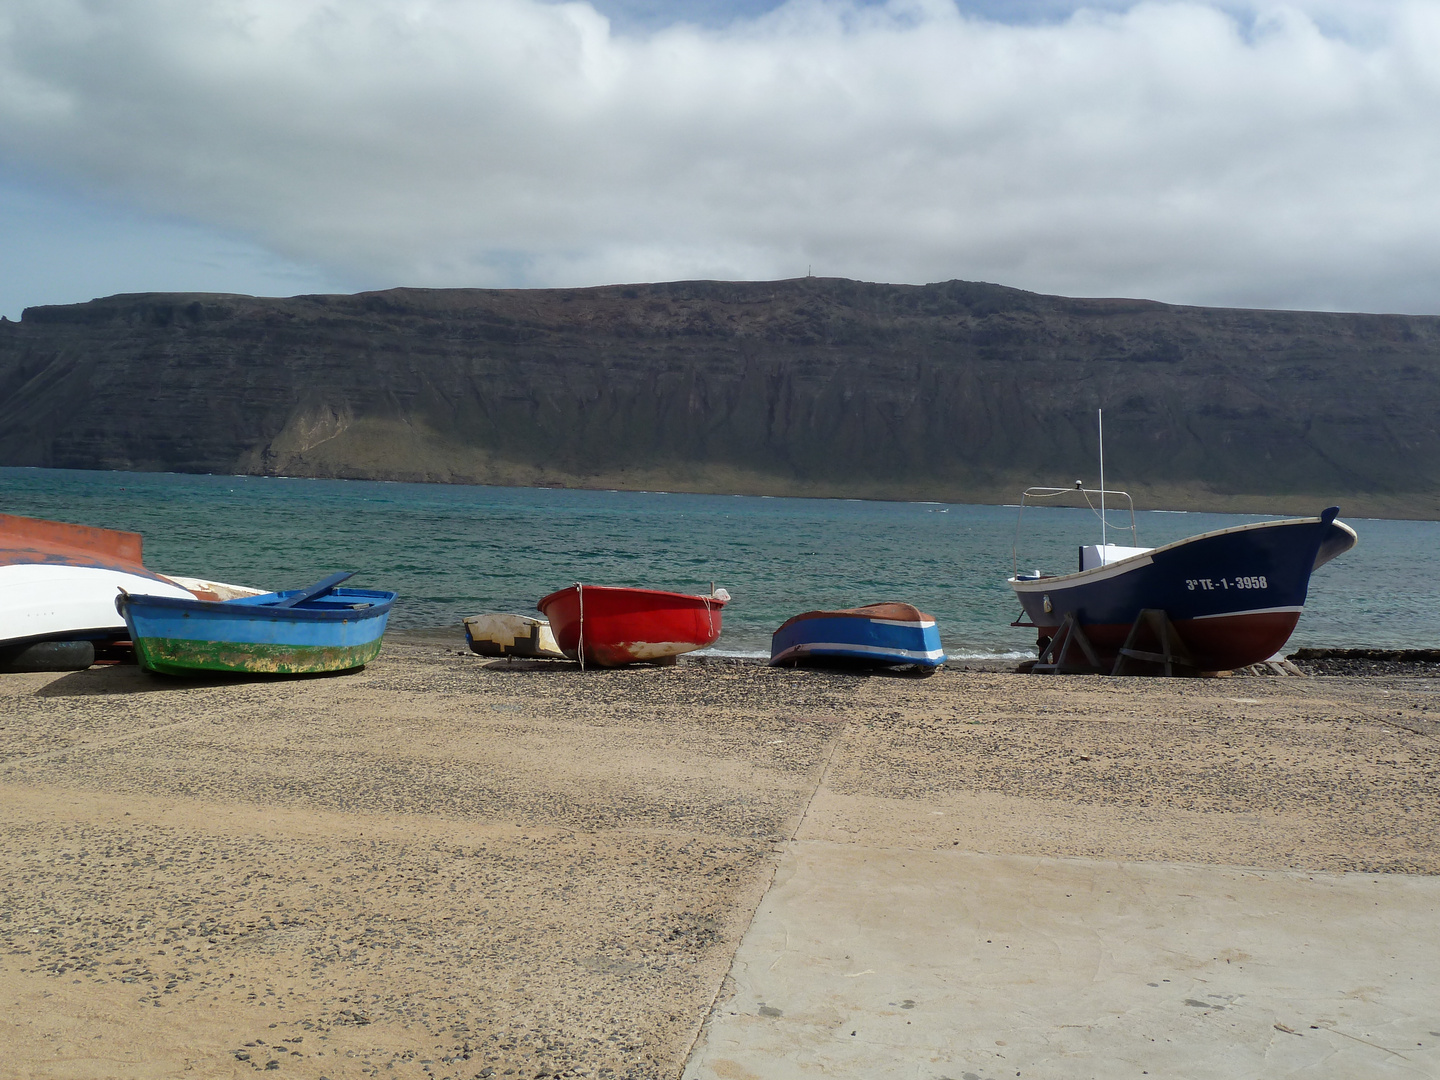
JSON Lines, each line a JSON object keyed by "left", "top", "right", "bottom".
{"left": 3, "top": 636, "right": 1439, "bottom": 1078}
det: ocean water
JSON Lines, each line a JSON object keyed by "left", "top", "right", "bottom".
{"left": 3, "top": 467, "right": 1436, "bottom": 658}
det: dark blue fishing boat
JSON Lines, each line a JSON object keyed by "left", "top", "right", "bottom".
{"left": 770, "top": 603, "right": 946, "bottom": 668}
{"left": 116, "top": 571, "right": 396, "bottom": 676}
{"left": 1009, "top": 500, "right": 1356, "bottom": 672}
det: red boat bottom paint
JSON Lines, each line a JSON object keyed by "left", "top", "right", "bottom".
{"left": 1041, "top": 610, "right": 1302, "bottom": 671}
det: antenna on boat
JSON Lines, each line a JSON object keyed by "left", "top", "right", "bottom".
{"left": 1098, "top": 408, "right": 1107, "bottom": 549}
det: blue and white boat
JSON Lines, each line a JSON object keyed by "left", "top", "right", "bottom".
{"left": 116, "top": 571, "right": 396, "bottom": 676}
{"left": 1009, "top": 496, "right": 1356, "bottom": 671}
{"left": 1008, "top": 411, "right": 1357, "bottom": 673}
{"left": 770, "top": 603, "right": 946, "bottom": 669}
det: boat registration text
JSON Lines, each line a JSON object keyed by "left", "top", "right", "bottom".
{"left": 1186, "top": 576, "right": 1268, "bottom": 591}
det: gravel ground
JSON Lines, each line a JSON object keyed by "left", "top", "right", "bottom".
{"left": 2, "top": 642, "right": 1438, "bottom": 1079}
{"left": 1288, "top": 647, "right": 1440, "bottom": 678}
{"left": 1292, "top": 658, "right": 1440, "bottom": 677}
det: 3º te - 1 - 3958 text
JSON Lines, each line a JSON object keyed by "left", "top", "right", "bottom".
{"left": 1186, "top": 576, "right": 1267, "bottom": 591}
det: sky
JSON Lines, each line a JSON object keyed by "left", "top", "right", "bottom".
{"left": 2, "top": 0, "right": 1438, "bottom": 318}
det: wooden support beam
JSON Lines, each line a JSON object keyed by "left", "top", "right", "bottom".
{"left": 1033, "top": 612, "right": 1104, "bottom": 674}
{"left": 1112, "top": 608, "right": 1197, "bottom": 677}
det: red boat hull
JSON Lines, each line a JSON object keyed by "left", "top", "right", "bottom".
{"left": 536, "top": 585, "right": 726, "bottom": 667}
{"left": 1044, "top": 609, "right": 1302, "bottom": 672}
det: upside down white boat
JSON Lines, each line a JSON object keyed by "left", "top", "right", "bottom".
{"left": 1, "top": 513, "right": 264, "bottom": 652}
{"left": 0, "top": 513, "right": 196, "bottom": 649}
{"left": 463, "top": 613, "right": 566, "bottom": 659}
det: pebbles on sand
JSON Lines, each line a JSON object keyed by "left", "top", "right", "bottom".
{"left": 2, "top": 643, "right": 1437, "bottom": 1078}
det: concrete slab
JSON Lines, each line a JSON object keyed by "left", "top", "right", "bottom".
{"left": 684, "top": 842, "right": 1440, "bottom": 1080}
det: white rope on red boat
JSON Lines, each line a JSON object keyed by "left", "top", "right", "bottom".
{"left": 703, "top": 585, "right": 729, "bottom": 646}
{"left": 575, "top": 581, "right": 585, "bottom": 671}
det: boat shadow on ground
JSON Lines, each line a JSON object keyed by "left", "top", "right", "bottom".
{"left": 32, "top": 663, "right": 360, "bottom": 697}
{"left": 779, "top": 662, "right": 941, "bottom": 679}
{"left": 476, "top": 658, "right": 584, "bottom": 673}
{"left": 474, "top": 657, "right": 939, "bottom": 678}
{"left": 471, "top": 658, "right": 740, "bottom": 674}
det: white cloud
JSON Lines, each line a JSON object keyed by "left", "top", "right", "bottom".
{"left": 1, "top": 0, "right": 1439, "bottom": 312}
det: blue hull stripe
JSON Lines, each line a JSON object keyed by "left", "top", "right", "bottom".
{"left": 118, "top": 588, "right": 394, "bottom": 649}
{"left": 776, "top": 642, "right": 945, "bottom": 663}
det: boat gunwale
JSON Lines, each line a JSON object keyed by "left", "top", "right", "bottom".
{"left": 535, "top": 584, "right": 729, "bottom": 610}
{"left": 118, "top": 587, "right": 396, "bottom": 623}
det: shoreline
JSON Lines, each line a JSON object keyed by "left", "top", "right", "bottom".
{"left": 6, "top": 462, "right": 1440, "bottom": 522}
{"left": 390, "top": 627, "right": 1440, "bottom": 677}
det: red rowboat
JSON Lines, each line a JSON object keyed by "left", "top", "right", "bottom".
{"left": 536, "top": 584, "right": 729, "bottom": 667}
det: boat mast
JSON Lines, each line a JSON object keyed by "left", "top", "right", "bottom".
{"left": 1098, "top": 408, "right": 1107, "bottom": 548}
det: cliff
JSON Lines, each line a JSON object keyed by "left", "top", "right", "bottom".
{"left": 1, "top": 277, "right": 1436, "bottom": 516}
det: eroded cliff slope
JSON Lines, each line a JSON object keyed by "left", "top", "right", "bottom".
{"left": 1, "top": 277, "right": 1436, "bottom": 515}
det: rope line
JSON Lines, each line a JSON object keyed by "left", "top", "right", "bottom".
{"left": 575, "top": 581, "right": 585, "bottom": 671}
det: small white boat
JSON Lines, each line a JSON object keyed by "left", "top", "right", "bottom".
{"left": 464, "top": 613, "right": 566, "bottom": 659}
{"left": 1, "top": 513, "right": 195, "bottom": 649}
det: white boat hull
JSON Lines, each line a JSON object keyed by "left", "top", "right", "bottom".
{"left": 0, "top": 564, "right": 195, "bottom": 648}
{"left": 464, "top": 613, "right": 566, "bottom": 659}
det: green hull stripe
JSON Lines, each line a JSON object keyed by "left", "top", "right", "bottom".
{"left": 134, "top": 636, "right": 383, "bottom": 676}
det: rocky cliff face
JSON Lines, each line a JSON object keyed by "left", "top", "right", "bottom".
{"left": 1, "top": 277, "right": 1436, "bottom": 516}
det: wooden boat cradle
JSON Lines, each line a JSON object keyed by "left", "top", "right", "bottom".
{"left": 1032, "top": 608, "right": 1205, "bottom": 677}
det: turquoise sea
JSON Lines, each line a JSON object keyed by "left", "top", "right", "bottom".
{"left": 3, "top": 467, "right": 1436, "bottom": 658}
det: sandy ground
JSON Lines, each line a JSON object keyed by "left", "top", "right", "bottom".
{"left": 2, "top": 640, "right": 1438, "bottom": 1079}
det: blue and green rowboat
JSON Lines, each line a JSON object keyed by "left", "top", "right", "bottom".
{"left": 116, "top": 572, "right": 395, "bottom": 676}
